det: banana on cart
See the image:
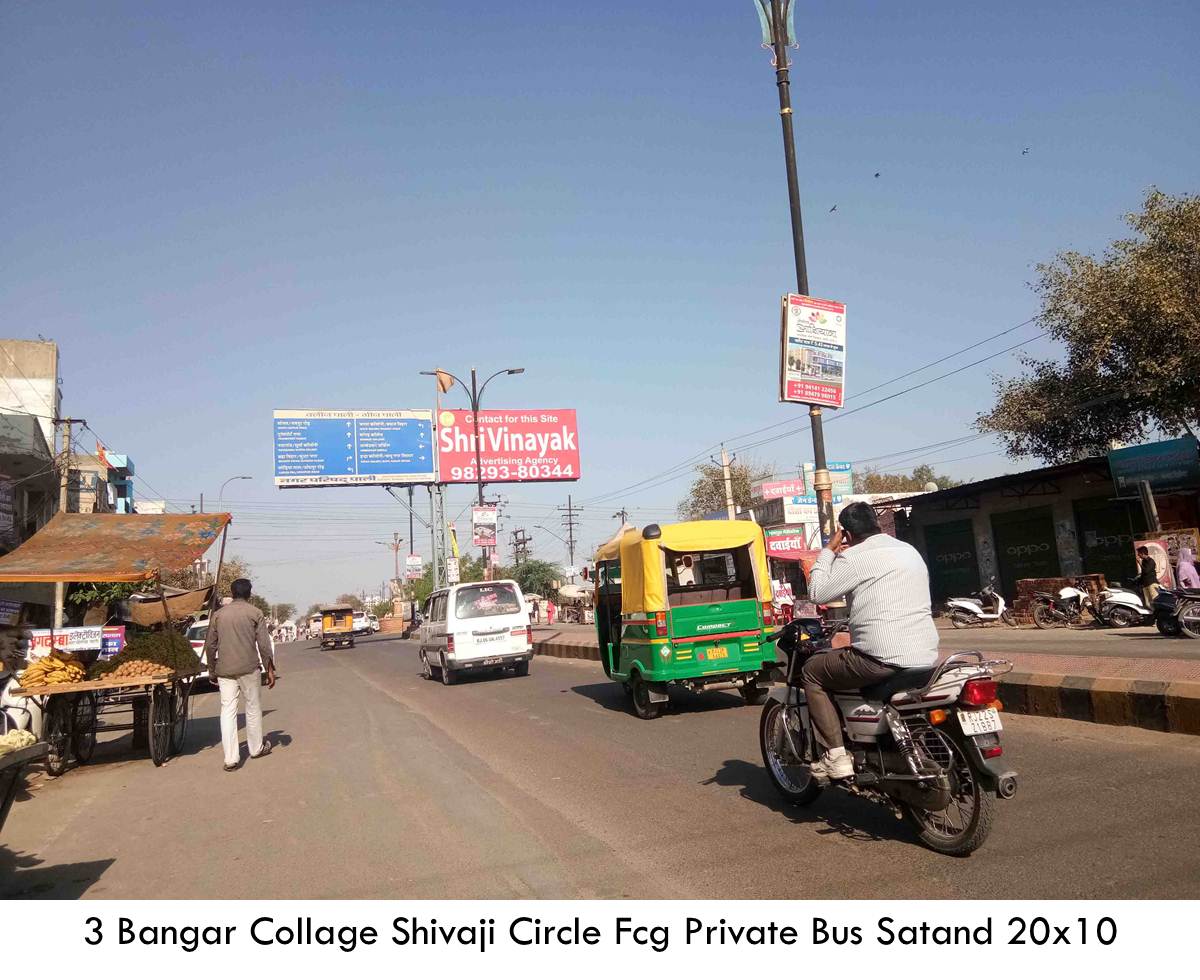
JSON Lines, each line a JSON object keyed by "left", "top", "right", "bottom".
{"left": 18, "top": 649, "right": 86, "bottom": 687}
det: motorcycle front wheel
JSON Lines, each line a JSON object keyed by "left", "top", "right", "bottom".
{"left": 1032, "top": 603, "right": 1058, "bottom": 629}
{"left": 759, "top": 701, "right": 821, "bottom": 806}
{"left": 904, "top": 729, "right": 996, "bottom": 857}
{"left": 1177, "top": 601, "right": 1200, "bottom": 640}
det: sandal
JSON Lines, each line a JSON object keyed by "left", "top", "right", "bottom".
{"left": 251, "top": 742, "right": 272, "bottom": 759}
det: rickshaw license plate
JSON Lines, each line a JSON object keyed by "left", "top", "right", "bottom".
{"left": 958, "top": 707, "right": 1002, "bottom": 735}
{"left": 705, "top": 646, "right": 729, "bottom": 660}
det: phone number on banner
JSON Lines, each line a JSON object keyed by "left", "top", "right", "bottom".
{"left": 448, "top": 463, "right": 575, "bottom": 481}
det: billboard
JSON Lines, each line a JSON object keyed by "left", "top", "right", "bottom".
{"left": 437, "top": 409, "right": 580, "bottom": 484}
{"left": 784, "top": 494, "right": 844, "bottom": 524}
{"left": 755, "top": 478, "right": 806, "bottom": 501}
{"left": 472, "top": 506, "right": 498, "bottom": 548}
{"left": 406, "top": 554, "right": 423, "bottom": 580}
{"left": 273, "top": 410, "right": 434, "bottom": 488}
{"left": 1109, "top": 437, "right": 1200, "bottom": 496}
{"left": 780, "top": 294, "right": 847, "bottom": 408}
{"left": 802, "top": 461, "right": 854, "bottom": 495}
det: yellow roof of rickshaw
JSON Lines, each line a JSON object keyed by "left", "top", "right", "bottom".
{"left": 595, "top": 520, "right": 773, "bottom": 613}
{"left": 320, "top": 605, "right": 355, "bottom": 614}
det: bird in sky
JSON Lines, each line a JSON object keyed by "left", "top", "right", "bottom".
{"left": 874, "top": 171, "right": 881, "bottom": 178}
{"left": 828, "top": 204, "right": 837, "bottom": 213}
{"left": 1022, "top": 147, "right": 1030, "bottom": 155}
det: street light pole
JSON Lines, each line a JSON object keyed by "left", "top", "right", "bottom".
{"left": 760, "top": 0, "right": 835, "bottom": 544}
{"left": 218, "top": 475, "right": 252, "bottom": 506}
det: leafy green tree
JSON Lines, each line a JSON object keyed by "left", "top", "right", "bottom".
{"left": 335, "top": 593, "right": 364, "bottom": 610}
{"left": 162, "top": 555, "right": 251, "bottom": 599}
{"left": 978, "top": 189, "right": 1200, "bottom": 462}
{"left": 304, "top": 602, "right": 323, "bottom": 620}
{"left": 678, "top": 459, "right": 775, "bottom": 520}
{"left": 854, "top": 465, "right": 965, "bottom": 494}
{"left": 271, "top": 602, "right": 296, "bottom": 624}
{"left": 371, "top": 599, "right": 393, "bottom": 619}
{"left": 506, "top": 559, "right": 563, "bottom": 596}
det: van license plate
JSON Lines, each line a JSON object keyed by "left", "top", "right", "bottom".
{"left": 706, "top": 646, "right": 728, "bottom": 660}
{"left": 481, "top": 657, "right": 502, "bottom": 666}
{"left": 958, "top": 707, "right": 1002, "bottom": 735}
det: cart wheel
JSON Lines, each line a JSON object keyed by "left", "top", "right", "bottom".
{"left": 149, "top": 686, "right": 172, "bottom": 766}
{"left": 169, "top": 681, "right": 190, "bottom": 755}
{"left": 43, "top": 696, "right": 72, "bottom": 776}
{"left": 72, "top": 692, "right": 98, "bottom": 764}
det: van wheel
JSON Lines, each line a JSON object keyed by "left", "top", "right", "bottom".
{"left": 420, "top": 649, "right": 437, "bottom": 680}
{"left": 513, "top": 660, "right": 530, "bottom": 677}
{"left": 441, "top": 658, "right": 456, "bottom": 685}
{"left": 630, "top": 673, "right": 661, "bottom": 720}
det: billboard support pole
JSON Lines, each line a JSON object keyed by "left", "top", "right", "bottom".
{"left": 765, "top": 0, "right": 834, "bottom": 545}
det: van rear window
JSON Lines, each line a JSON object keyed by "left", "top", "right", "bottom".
{"left": 455, "top": 583, "right": 522, "bottom": 619}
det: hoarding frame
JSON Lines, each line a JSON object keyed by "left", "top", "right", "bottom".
{"left": 779, "top": 293, "right": 847, "bottom": 409}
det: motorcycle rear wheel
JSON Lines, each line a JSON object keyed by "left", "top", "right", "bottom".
{"left": 949, "top": 611, "right": 975, "bottom": 629}
{"left": 1177, "top": 601, "right": 1200, "bottom": 640}
{"left": 1032, "top": 603, "right": 1058, "bottom": 629}
{"left": 1105, "top": 605, "right": 1138, "bottom": 629}
{"left": 759, "top": 701, "right": 821, "bottom": 806}
{"left": 1156, "top": 613, "right": 1182, "bottom": 637}
{"left": 904, "top": 729, "right": 996, "bottom": 856}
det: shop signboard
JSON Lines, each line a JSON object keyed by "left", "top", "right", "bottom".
{"left": 765, "top": 526, "right": 814, "bottom": 561}
{"left": 405, "top": 554, "right": 423, "bottom": 580}
{"left": 755, "top": 478, "right": 806, "bottom": 501}
{"left": 472, "top": 506, "right": 498, "bottom": 548}
{"left": 437, "top": 409, "right": 580, "bottom": 484}
{"left": 273, "top": 410, "right": 435, "bottom": 488}
{"left": 27, "top": 626, "right": 105, "bottom": 658}
{"left": 0, "top": 599, "right": 22, "bottom": 626}
{"left": 779, "top": 294, "right": 847, "bottom": 408}
{"left": 445, "top": 557, "right": 461, "bottom": 585}
{"left": 1109, "top": 437, "right": 1200, "bottom": 496}
{"left": 101, "top": 626, "right": 126, "bottom": 658}
{"left": 802, "top": 461, "right": 854, "bottom": 495}
{"left": 783, "top": 494, "right": 844, "bottom": 525}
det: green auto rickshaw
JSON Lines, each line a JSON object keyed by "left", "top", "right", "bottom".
{"left": 593, "top": 520, "right": 778, "bottom": 719}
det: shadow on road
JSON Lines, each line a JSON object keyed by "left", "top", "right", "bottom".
{"left": 570, "top": 682, "right": 751, "bottom": 716}
{"left": 703, "top": 757, "right": 917, "bottom": 846}
{"left": 0, "top": 844, "right": 114, "bottom": 899}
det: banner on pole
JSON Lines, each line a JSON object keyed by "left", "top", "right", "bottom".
{"left": 472, "top": 506, "right": 498, "bottom": 548}
{"left": 405, "top": 554, "right": 424, "bottom": 580}
{"left": 779, "top": 294, "right": 847, "bottom": 408}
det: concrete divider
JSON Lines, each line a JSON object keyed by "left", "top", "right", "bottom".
{"left": 534, "top": 635, "right": 1200, "bottom": 736}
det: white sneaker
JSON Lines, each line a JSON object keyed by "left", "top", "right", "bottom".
{"left": 811, "top": 748, "right": 855, "bottom": 781}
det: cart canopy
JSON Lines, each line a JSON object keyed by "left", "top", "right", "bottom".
{"left": 0, "top": 512, "right": 230, "bottom": 583}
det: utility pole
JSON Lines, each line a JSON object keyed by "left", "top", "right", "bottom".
{"left": 759, "top": 0, "right": 835, "bottom": 544}
{"left": 407, "top": 486, "right": 415, "bottom": 592}
{"left": 52, "top": 417, "right": 85, "bottom": 629}
{"left": 714, "top": 445, "right": 737, "bottom": 520}
{"left": 612, "top": 507, "right": 630, "bottom": 526}
{"left": 558, "top": 495, "right": 580, "bottom": 580}
{"left": 510, "top": 527, "right": 532, "bottom": 566}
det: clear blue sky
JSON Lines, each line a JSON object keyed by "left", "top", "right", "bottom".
{"left": 2, "top": 1, "right": 1197, "bottom": 612}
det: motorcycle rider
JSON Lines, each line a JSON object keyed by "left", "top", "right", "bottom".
{"left": 804, "top": 502, "right": 940, "bottom": 780}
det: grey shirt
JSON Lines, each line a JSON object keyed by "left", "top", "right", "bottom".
{"left": 203, "top": 599, "right": 273, "bottom": 678}
{"left": 808, "top": 533, "right": 940, "bottom": 668}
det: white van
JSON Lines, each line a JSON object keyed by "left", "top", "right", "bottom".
{"left": 418, "top": 579, "right": 533, "bottom": 685}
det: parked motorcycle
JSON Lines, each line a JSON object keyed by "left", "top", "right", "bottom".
{"left": 1031, "top": 584, "right": 1094, "bottom": 628}
{"left": 1094, "top": 583, "right": 1153, "bottom": 628}
{"left": 945, "top": 582, "right": 1015, "bottom": 628}
{"left": 1153, "top": 587, "right": 1200, "bottom": 638}
{"left": 759, "top": 617, "right": 1016, "bottom": 856}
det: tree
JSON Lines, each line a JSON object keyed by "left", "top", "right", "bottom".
{"left": 506, "top": 559, "right": 563, "bottom": 597}
{"left": 335, "top": 593, "right": 364, "bottom": 610}
{"left": 978, "top": 189, "right": 1200, "bottom": 463}
{"left": 271, "top": 602, "right": 296, "bottom": 624}
{"left": 304, "top": 602, "right": 323, "bottom": 620}
{"left": 371, "top": 599, "right": 393, "bottom": 619}
{"left": 248, "top": 595, "right": 271, "bottom": 618}
{"left": 854, "top": 465, "right": 966, "bottom": 494}
{"left": 161, "top": 555, "right": 251, "bottom": 599}
{"left": 678, "top": 459, "right": 775, "bottom": 520}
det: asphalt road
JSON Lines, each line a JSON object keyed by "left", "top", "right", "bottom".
{"left": 4, "top": 634, "right": 1199, "bottom": 899}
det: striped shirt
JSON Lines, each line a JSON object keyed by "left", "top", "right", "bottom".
{"left": 808, "top": 533, "right": 940, "bottom": 668}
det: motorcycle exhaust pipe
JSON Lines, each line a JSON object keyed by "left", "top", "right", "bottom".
{"left": 997, "top": 775, "right": 1018, "bottom": 799}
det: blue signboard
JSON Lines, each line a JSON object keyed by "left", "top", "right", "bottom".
{"left": 1108, "top": 437, "right": 1200, "bottom": 496}
{"left": 273, "top": 410, "right": 435, "bottom": 487}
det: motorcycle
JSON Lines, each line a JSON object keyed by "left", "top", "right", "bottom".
{"left": 1094, "top": 583, "right": 1153, "bottom": 628}
{"left": 945, "top": 582, "right": 1015, "bottom": 628}
{"left": 759, "top": 617, "right": 1017, "bottom": 856}
{"left": 1031, "top": 584, "right": 1094, "bottom": 628}
{"left": 1153, "top": 587, "right": 1200, "bottom": 639}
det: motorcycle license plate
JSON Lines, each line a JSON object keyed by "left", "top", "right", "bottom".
{"left": 958, "top": 707, "right": 1002, "bottom": 735}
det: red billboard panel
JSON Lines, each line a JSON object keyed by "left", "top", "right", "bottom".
{"left": 437, "top": 409, "right": 580, "bottom": 484}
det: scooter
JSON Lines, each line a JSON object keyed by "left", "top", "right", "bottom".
{"left": 1094, "top": 583, "right": 1153, "bottom": 628}
{"left": 945, "top": 582, "right": 1015, "bottom": 628}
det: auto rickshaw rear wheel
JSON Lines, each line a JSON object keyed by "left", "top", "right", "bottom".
{"left": 740, "top": 684, "right": 769, "bottom": 705}
{"left": 630, "top": 673, "right": 661, "bottom": 720}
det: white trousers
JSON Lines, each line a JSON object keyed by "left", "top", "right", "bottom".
{"left": 218, "top": 673, "right": 263, "bottom": 767}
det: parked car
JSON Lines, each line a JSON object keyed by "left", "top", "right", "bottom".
{"left": 417, "top": 579, "right": 533, "bottom": 685}
{"left": 368, "top": 613, "right": 380, "bottom": 633}
{"left": 352, "top": 611, "right": 372, "bottom": 635}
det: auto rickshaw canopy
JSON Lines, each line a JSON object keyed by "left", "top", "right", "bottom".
{"left": 594, "top": 520, "right": 772, "bottom": 614}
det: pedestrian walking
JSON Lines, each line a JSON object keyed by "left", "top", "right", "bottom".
{"left": 531, "top": 598, "right": 541, "bottom": 624}
{"left": 1177, "top": 547, "right": 1200, "bottom": 590}
{"left": 546, "top": 598, "right": 556, "bottom": 626}
{"left": 203, "top": 578, "right": 276, "bottom": 772}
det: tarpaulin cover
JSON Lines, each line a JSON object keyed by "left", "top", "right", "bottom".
{"left": 127, "top": 586, "right": 214, "bottom": 626}
{"left": 0, "top": 513, "right": 230, "bottom": 583}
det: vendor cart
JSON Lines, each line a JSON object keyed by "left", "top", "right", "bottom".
{"left": 13, "top": 671, "right": 195, "bottom": 774}
{"left": 1, "top": 742, "right": 48, "bottom": 835}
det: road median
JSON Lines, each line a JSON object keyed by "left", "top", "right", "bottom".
{"left": 532, "top": 630, "right": 1200, "bottom": 735}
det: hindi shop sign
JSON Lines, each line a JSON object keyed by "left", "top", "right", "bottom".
{"left": 437, "top": 409, "right": 580, "bottom": 484}
{"left": 784, "top": 494, "right": 844, "bottom": 524}
{"left": 765, "top": 526, "right": 815, "bottom": 560}
{"left": 779, "top": 294, "right": 847, "bottom": 408}
{"left": 755, "top": 478, "right": 807, "bottom": 501}
{"left": 27, "top": 626, "right": 105, "bottom": 658}
{"left": 802, "top": 461, "right": 854, "bottom": 495}
{"left": 273, "top": 410, "right": 435, "bottom": 488}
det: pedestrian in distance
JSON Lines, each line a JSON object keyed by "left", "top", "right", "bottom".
{"left": 1176, "top": 547, "right": 1200, "bottom": 590}
{"left": 203, "top": 578, "right": 276, "bottom": 772}
{"left": 546, "top": 598, "right": 556, "bottom": 626}
{"left": 1137, "top": 546, "right": 1162, "bottom": 608}
{"left": 531, "top": 597, "right": 541, "bottom": 624}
